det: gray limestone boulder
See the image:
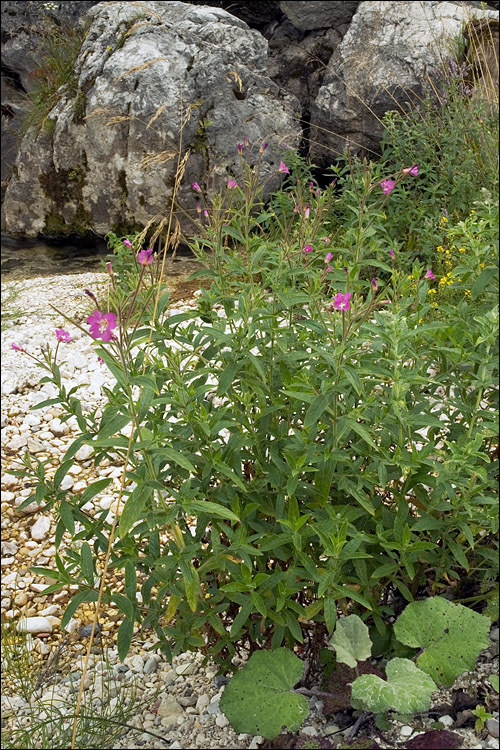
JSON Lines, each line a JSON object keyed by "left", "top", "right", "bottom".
{"left": 309, "top": 0, "right": 499, "bottom": 163}
{"left": 3, "top": 0, "right": 300, "bottom": 239}
{"left": 280, "top": 1, "right": 359, "bottom": 32}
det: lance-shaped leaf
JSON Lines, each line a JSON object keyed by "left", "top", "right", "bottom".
{"left": 219, "top": 648, "right": 309, "bottom": 739}
{"left": 330, "top": 614, "right": 372, "bottom": 668}
{"left": 393, "top": 597, "right": 490, "bottom": 686}
{"left": 350, "top": 658, "right": 436, "bottom": 714}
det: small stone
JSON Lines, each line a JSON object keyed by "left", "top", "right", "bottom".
{"left": 60, "top": 475, "right": 74, "bottom": 491}
{"left": 157, "top": 695, "right": 184, "bottom": 722}
{"left": 400, "top": 726, "right": 414, "bottom": 737}
{"left": 212, "top": 675, "right": 230, "bottom": 688}
{"left": 75, "top": 444, "right": 93, "bottom": 461}
{"left": 486, "top": 718, "right": 499, "bottom": 739}
{"left": 144, "top": 655, "right": 159, "bottom": 674}
{"left": 1, "top": 541, "right": 18, "bottom": 556}
{"left": 196, "top": 694, "right": 210, "bottom": 713}
{"left": 175, "top": 662, "right": 196, "bottom": 676}
{"left": 206, "top": 700, "right": 220, "bottom": 715}
{"left": 31, "top": 516, "right": 51, "bottom": 541}
{"left": 323, "top": 724, "right": 340, "bottom": 736}
{"left": 17, "top": 616, "right": 53, "bottom": 634}
{"left": 490, "top": 627, "right": 499, "bottom": 642}
{"left": 215, "top": 713, "right": 229, "bottom": 728}
{"left": 438, "top": 715, "right": 454, "bottom": 728}
{"left": 248, "top": 737, "right": 263, "bottom": 749}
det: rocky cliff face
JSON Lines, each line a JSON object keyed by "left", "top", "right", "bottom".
{"left": 1, "top": 0, "right": 498, "bottom": 240}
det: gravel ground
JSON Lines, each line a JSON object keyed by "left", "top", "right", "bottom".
{"left": 1, "top": 272, "right": 498, "bottom": 749}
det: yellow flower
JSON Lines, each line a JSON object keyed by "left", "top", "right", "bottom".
{"left": 480, "top": 263, "right": 485, "bottom": 269}
{"left": 407, "top": 275, "right": 413, "bottom": 280}
{"left": 436, "top": 245, "right": 445, "bottom": 253}
{"left": 439, "top": 277, "right": 447, "bottom": 285}
{"left": 451, "top": 245, "right": 456, "bottom": 250}
{"left": 431, "top": 302, "right": 438, "bottom": 308}
{"left": 458, "top": 247, "right": 466, "bottom": 253}
{"left": 445, "top": 260, "right": 451, "bottom": 266}
{"left": 465, "top": 289, "right": 471, "bottom": 296}
{"left": 428, "top": 288, "right": 437, "bottom": 294}
{"left": 445, "top": 249, "right": 451, "bottom": 255}
{"left": 441, "top": 216, "right": 448, "bottom": 223}
{"left": 470, "top": 210, "right": 476, "bottom": 215}
{"left": 418, "top": 318, "right": 423, "bottom": 324}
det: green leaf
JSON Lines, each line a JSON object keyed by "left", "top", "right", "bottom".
{"left": 330, "top": 614, "right": 372, "bottom": 668}
{"left": 80, "top": 542, "right": 94, "bottom": 585}
{"left": 229, "top": 601, "right": 253, "bottom": 639}
{"left": 219, "top": 649, "right": 309, "bottom": 739}
{"left": 324, "top": 597, "right": 337, "bottom": 634}
{"left": 111, "top": 593, "right": 135, "bottom": 621}
{"left": 304, "top": 393, "right": 330, "bottom": 428}
{"left": 154, "top": 447, "right": 195, "bottom": 473}
{"left": 61, "top": 589, "right": 99, "bottom": 629}
{"left": 96, "top": 414, "right": 131, "bottom": 442}
{"left": 180, "top": 561, "right": 200, "bottom": 613}
{"left": 394, "top": 597, "right": 491, "bottom": 686}
{"left": 53, "top": 459, "right": 74, "bottom": 491}
{"left": 471, "top": 266, "right": 497, "bottom": 299}
{"left": 124, "top": 561, "right": 137, "bottom": 601}
{"left": 59, "top": 499, "right": 75, "bottom": 535}
{"left": 119, "top": 484, "right": 153, "bottom": 538}
{"left": 117, "top": 617, "right": 134, "bottom": 661}
{"left": 185, "top": 500, "right": 240, "bottom": 522}
{"left": 351, "top": 658, "right": 436, "bottom": 713}
{"left": 79, "top": 478, "right": 112, "bottom": 505}
{"left": 488, "top": 674, "right": 499, "bottom": 693}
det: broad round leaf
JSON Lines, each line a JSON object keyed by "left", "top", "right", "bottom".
{"left": 330, "top": 614, "right": 372, "bottom": 668}
{"left": 393, "top": 597, "right": 490, "bottom": 686}
{"left": 350, "top": 658, "right": 436, "bottom": 714}
{"left": 219, "top": 648, "right": 309, "bottom": 739}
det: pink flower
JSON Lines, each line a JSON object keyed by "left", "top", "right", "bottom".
{"left": 389, "top": 249, "right": 395, "bottom": 259}
{"left": 333, "top": 292, "right": 352, "bottom": 311}
{"left": 203, "top": 209, "right": 209, "bottom": 217}
{"left": 227, "top": 178, "right": 238, "bottom": 188}
{"left": 106, "top": 261, "right": 113, "bottom": 275}
{"left": 325, "top": 252, "right": 333, "bottom": 263}
{"left": 87, "top": 310, "right": 118, "bottom": 343}
{"left": 123, "top": 239, "right": 133, "bottom": 248}
{"left": 303, "top": 245, "right": 313, "bottom": 253}
{"left": 138, "top": 248, "right": 154, "bottom": 266}
{"left": 403, "top": 164, "right": 418, "bottom": 176}
{"left": 371, "top": 278, "right": 378, "bottom": 290}
{"left": 11, "top": 342, "right": 23, "bottom": 351}
{"left": 304, "top": 204, "right": 310, "bottom": 219}
{"left": 97, "top": 356, "right": 105, "bottom": 365}
{"left": 192, "top": 182, "right": 201, "bottom": 192}
{"left": 381, "top": 179, "right": 395, "bottom": 194}
{"left": 326, "top": 265, "right": 333, "bottom": 273}
{"left": 425, "top": 269, "right": 435, "bottom": 280}
{"left": 259, "top": 141, "right": 269, "bottom": 154}
{"left": 309, "top": 181, "right": 314, "bottom": 192}
{"left": 323, "top": 237, "right": 331, "bottom": 244}
{"left": 55, "top": 329, "right": 71, "bottom": 342}
{"left": 237, "top": 143, "right": 243, "bottom": 153}
{"left": 278, "top": 161, "right": 289, "bottom": 174}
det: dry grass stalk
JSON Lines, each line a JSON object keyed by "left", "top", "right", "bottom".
{"left": 116, "top": 57, "right": 168, "bottom": 82}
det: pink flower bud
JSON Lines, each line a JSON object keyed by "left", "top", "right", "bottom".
{"left": 192, "top": 182, "right": 201, "bottom": 192}
{"left": 325, "top": 252, "right": 333, "bottom": 263}
{"left": 259, "top": 141, "right": 269, "bottom": 154}
{"left": 123, "top": 238, "right": 133, "bottom": 248}
{"left": 11, "top": 342, "right": 23, "bottom": 351}
{"left": 227, "top": 178, "right": 238, "bottom": 188}
{"left": 389, "top": 249, "right": 395, "bottom": 259}
{"left": 371, "top": 277, "right": 378, "bottom": 290}
{"left": 303, "top": 245, "right": 313, "bottom": 253}
{"left": 237, "top": 143, "right": 243, "bottom": 153}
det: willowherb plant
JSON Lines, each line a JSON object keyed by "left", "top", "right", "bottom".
{"left": 10, "top": 131, "right": 498, "bottom": 678}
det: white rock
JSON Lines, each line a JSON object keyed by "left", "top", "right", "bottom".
{"left": 75, "top": 444, "right": 94, "bottom": 461}
{"left": 439, "top": 715, "right": 454, "bottom": 728}
{"left": 196, "top": 694, "right": 210, "bottom": 712}
{"left": 400, "top": 726, "right": 414, "bottom": 737}
{"left": 31, "top": 516, "right": 51, "bottom": 541}
{"left": 175, "top": 662, "right": 196, "bottom": 675}
{"left": 215, "top": 713, "right": 229, "bottom": 728}
{"left": 157, "top": 695, "right": 184, "bottom": 722}
{"left": 1, "top": 541, "right": 18, "bottom": 556}
{"left": 1, "top": 473, "right": 19, "bottom": 487}
{"left": 301, "top": 726, "right": 318, "bottom": 737}
{"left": 248, "top": 737, "right": 264, "bottom": 749}
{"left": 60, "top": 475, "right": 74, "bottom": 491}
{"left": 8, "top": 434, "right": 27, "bottom": 450}
{"left": 17, "top": 616, "right": 53, "bottom": 634}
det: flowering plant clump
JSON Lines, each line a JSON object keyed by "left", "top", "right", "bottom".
{"left": 15, "top": 131, "right": 497, "bottom": 681}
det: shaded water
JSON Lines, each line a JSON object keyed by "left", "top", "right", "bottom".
{"left": 0, "top": 235, "right": 205, "bottom": 300}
